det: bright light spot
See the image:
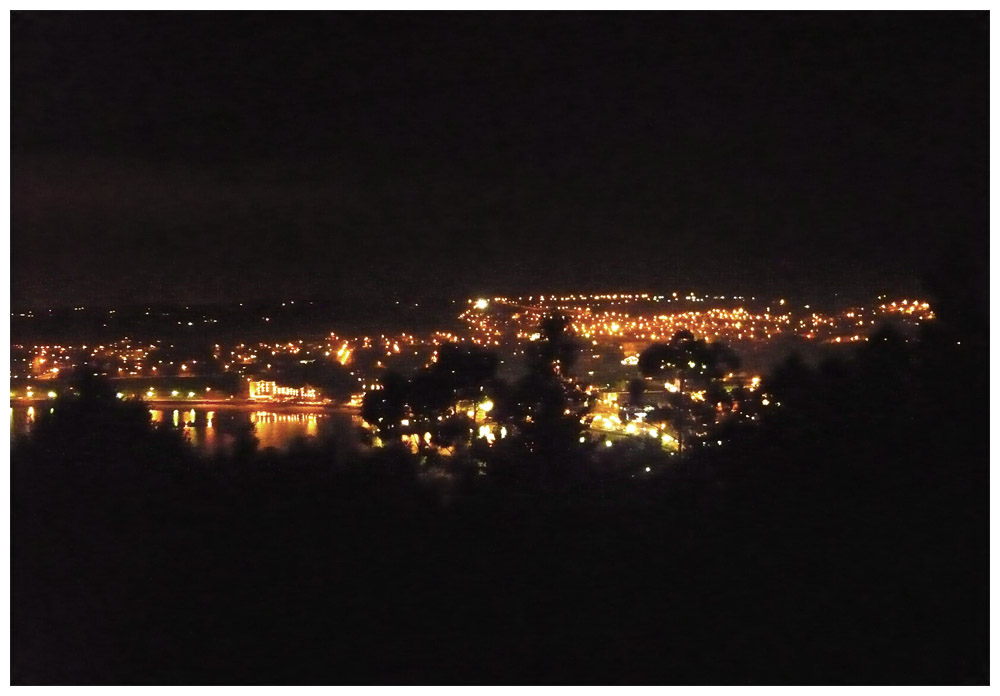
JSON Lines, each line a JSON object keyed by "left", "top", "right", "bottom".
{"left": 171, "top": 391, "right": 179, "bottom": 397}
{"left": 46, "top": 391, "right": 56, "bottom": 398}
{"left": 400, "top": 419, "right": 409, "bottom": 426}
{"left": 605, "top": 440, "right": 613, "bottom": 447}
{"left": 116, "top": 392, "right": 124, "bottom": 399}
{"left": 474, "top": 299, "right": 489, "bottom": 310}
{"left": 188, "top": 392, "right": 195, "bottom": 398}
{"left": 645, "top": 467, "right": 651, "bottom": 473}
{"left": 479, "top": 400, "right": 494, "bottom": 413}
{"left": 762, "top": 398, "right": 770, "bottom": 406}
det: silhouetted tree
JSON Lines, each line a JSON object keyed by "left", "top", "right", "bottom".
{"left": 361, "top": 370, "right": 409, "bottom": 438}
{"left": 400, "top": 344, "right": 501, "bottom": 448}
{"left": 638, "top": 330, "right": 739, "bottom": 453}
{"left": 501, "top": 314, "right": 591, "bottom": 475}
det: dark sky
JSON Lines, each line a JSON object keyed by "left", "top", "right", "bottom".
{"left": 12, "top": 12, "right": 988, "bottom": 308}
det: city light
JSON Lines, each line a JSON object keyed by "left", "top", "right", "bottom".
{"left": 10, "top": 291, "right": 934, "bottom": 457}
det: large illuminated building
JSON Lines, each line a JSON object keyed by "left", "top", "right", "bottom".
{"left": 248, "top": 379, "right": 318, "bottom": 403}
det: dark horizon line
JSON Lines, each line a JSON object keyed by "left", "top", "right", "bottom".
{"left": 10, "top": 286, "right": 930, "bottom": 314}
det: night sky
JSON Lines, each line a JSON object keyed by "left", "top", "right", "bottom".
{"left": 12, "top": 12, "right": 988, "bottom": 308}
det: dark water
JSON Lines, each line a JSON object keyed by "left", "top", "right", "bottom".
{"left": 9, "top": 405, "right": 365, "bottom": 455}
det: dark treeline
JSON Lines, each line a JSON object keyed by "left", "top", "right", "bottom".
{"left": 11, "top": 266, "right": 987, "bottom": 684}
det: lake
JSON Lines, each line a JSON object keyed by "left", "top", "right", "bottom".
{"left": 9, "top": 405, "right": 366, "bottom": 455}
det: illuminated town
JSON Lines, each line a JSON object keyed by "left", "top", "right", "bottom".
{"left": 10, "top": 292, "right": 934, "bottom": 454}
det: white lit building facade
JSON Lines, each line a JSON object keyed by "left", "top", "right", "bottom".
{"left": 248, "top": 379, "right": 318, "bottom": 402}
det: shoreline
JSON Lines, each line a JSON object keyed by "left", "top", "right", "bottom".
{"left": 10, "top": 398, "right": 360, "bottom": 413}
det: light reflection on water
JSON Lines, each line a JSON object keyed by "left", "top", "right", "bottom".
{"left": 10, "top": 406, "right": 363, "bottom": 455}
